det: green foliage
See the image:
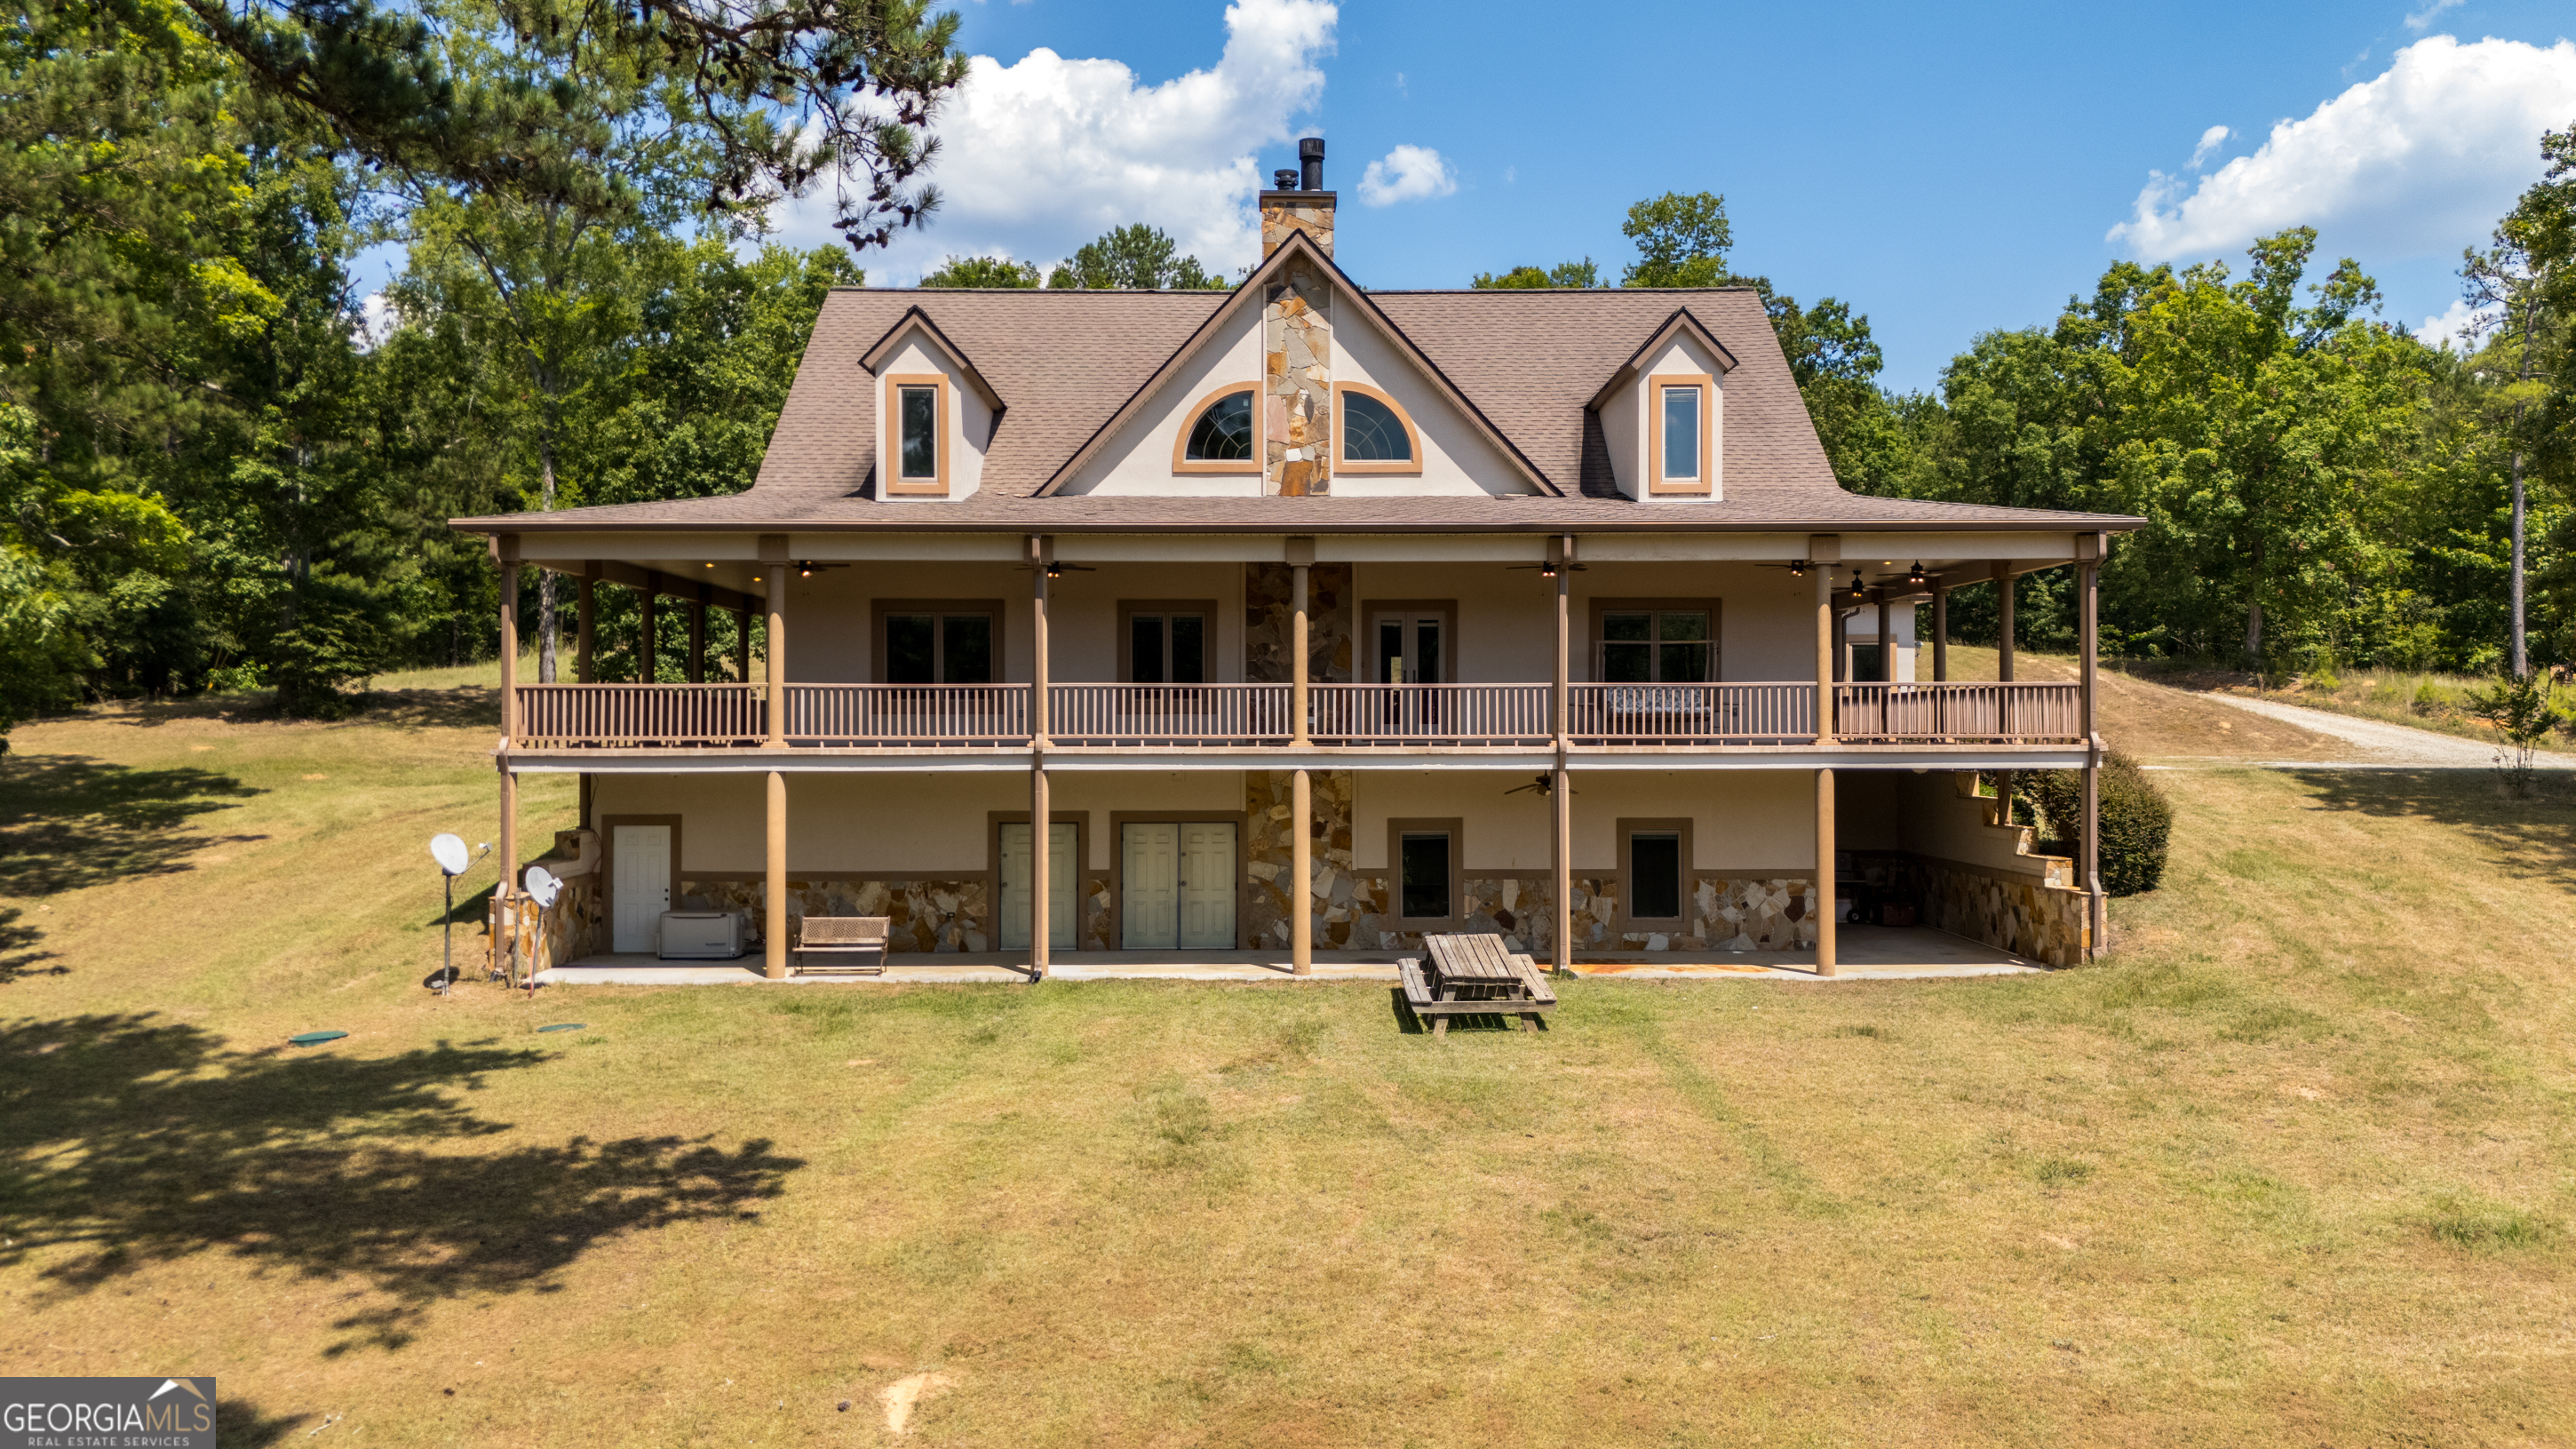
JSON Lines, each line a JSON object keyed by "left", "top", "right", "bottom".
{"left": 2022, "top": 750, "right": 2174, "bottom": 897}
{"left": 1046, "top": 225, "right": 1223, "bottom": 291}
{"left": 1618, "top": 191, "right": 1732, "bottom": 288}
{"left": 1470, "top": 259, "right": 1601, "bottom": 289}
{"left": 920, "top": 255, "right": 1042, "bottom": 288}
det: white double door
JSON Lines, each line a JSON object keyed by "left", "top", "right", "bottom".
{"left": 998, "top": 822, "right": 1077, "bottom": 951}
{"left": 1121, "top": 822, "right": 1236, "bottom": 951}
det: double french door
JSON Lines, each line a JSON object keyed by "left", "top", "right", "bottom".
{"left": 998, "top": 822, "right": 1076, "bottom": 951}
{"left": 1120, "top": 822, "right": 1237, "bottom": 950}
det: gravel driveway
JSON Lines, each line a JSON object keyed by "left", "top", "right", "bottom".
{"left": 2201, "top": 692, "right": 2575, "bottom": 769}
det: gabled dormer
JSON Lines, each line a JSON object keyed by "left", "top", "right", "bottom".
{"left": 860, "top": 307, "right": 1005, "bottom": 501}
{"left": 1589, "top": 308, "right": 1739, "bottom": 502}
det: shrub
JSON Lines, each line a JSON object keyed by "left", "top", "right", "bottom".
{"left": 2411, "top": 680, "right": 2446, "bottom": 717}
{"left": 2020, "top": 749, "right": 2174, "bottom": 896}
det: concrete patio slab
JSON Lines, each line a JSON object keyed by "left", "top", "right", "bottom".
{"left": 532, "top": 926, "right": 2041, "bottom": 986}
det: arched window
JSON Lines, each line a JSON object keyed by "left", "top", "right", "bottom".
{"left": 1184, "top": 390, "right": 1254, "bottom": 462}
{"left": 1334, "top": 383, "right": 1421, "bottom": 474}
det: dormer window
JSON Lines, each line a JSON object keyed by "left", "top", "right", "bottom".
{"left": 1173, "top": 386, "right": 1259, "bottom": 474}
{"left": 1648, "top": 373, "right": 1713, "bottom": 495}
{"left": 1334, "top": 383, "right": 1421, "bottom": 475}
{"left": 882, "top": 372, "right": 950, "bottom": 495}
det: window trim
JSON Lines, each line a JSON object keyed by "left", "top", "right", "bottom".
{"left": 1615, "top": 816, "right": 1696, "bottom": 931}
{"left": 1115, "top": 599, "right": 1220, "bottom": 683}
{"left": 1363, "top": 598, "right": 1457, "bottom": 683}
{"left": 1586, "top": 597, "right": 1721, "bottom": 682}
{"left": 1171, "top": 385, "right": 1261, "bottom": 475}
{"left": 870, "top": 598, "right": 1006, "bottom": 684}
{"left": 1387, "top": 817, "right": 1466, "bottom": 930}
{"left": 882, "top": 372, "right": 951, "bottom": 496}
{"left": 1645, "top": 372, "right": 1713, "bottom": 496}
{"left": 1332, "top": 381, "right": 1424, "bottom": 476}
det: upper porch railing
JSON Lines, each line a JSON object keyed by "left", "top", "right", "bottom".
{"left": 512, "top": 679, "right": 2087, "bottom": 751}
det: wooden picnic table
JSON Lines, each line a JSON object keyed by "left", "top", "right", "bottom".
{"left": 1400, "top": 932, "right": 1556, "bottom": 1036}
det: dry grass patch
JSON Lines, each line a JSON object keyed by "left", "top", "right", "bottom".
{"left": 2, "top": 706, "right": 2572, "bottom": 1445}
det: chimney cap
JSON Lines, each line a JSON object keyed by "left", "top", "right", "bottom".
{"left": 1273, "top": 168, "right": 1300, "bottom": 190}
{"left": 1298, "top": 137, "right": 1325, "bottom": 160}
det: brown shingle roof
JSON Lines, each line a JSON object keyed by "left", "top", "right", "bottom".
{"left": 453, "top": 282, "right": 2143, "bottom": 534}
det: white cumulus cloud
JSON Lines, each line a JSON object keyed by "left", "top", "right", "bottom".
{"left": 1356, "top": 144, "right": 1456, "bottom": 206}
{"left": 2107, "top": 36, "right": 2576, "bottom": 264}
{"left": 2416, "top": 294, "right": 2495, "bottom": 350}
{"left": 2187, "top": 124, "right": 2230, "bottom": 169}
{"left": 773, "top": 0, "right": 1335, "bottom": 282}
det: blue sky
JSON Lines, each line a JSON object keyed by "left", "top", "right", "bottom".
{"left": 790, "top": 0, "right": 2576, "bottom": 392}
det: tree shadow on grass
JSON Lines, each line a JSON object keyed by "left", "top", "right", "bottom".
{"left": 0, "top": 753, "right": 265, "bottom": 897}
{"left": 2289, "top": 768, "right": 2576, "bottom": 888}
{"left": 0, "top": 1015, "right": 803, "bottom": 1354}
{"left": 357, "top": 687, "right": 499, "bottom": 733}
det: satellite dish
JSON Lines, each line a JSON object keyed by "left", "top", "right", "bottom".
{"left": 430, "top": 833, "right": 470, "bottom": 876}
{"left": 523, "top": 864, "right": 562, "bottom": 908}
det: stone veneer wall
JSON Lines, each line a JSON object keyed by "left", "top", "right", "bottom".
{"left": 1244, "top": 770, "right": 1356, "bottom": 949}
{"left": 1916, "top": 859, "right": 2089, "bottom": 968}
{"left": 684, "top": 878, "right": 1003, "bottom": 954}
{"left": 1263, "top": 259, "right": 1332, "bottom": 496}
{"left": 1340, "top": 874, "right": 1821, "bottom": 957}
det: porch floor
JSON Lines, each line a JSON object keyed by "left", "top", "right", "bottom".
{"left": 535, "top": 925, "right": 2044, "bottom": 986}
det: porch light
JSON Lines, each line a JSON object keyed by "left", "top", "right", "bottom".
{"left": 1906, "top": 561, "right": 1928, "bottom": 587}
{"left": 1788, "top": 560, "right": 1809, "bottom": 577}
{"left": 1846, "top": 570, "right": 1866, "bottom": 601}
{"left": 1538, "top": 561, "right": 1558, "bottom": 578}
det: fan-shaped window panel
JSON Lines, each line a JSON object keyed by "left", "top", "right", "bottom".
{"left": 1185, "top": 391, "right": 1254, "bottom": 461}
{"left": 1333, "top": 384, "right": 1422, "bottom": 474}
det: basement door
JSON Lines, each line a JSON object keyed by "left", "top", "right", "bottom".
{"left": 1120, "top": 822, "right": 1237, "bottom": 950}
{"left": 998, "top": 822, "right": 1077, "bottom": 951}
{"left": 610, "top": 824, "right": 671, "bottom": 954}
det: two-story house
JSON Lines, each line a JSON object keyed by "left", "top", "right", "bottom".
{"left": 453, "top": 141, "right": 2141, "bottom": 982}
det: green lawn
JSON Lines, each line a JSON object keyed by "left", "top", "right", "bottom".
{"left": 2, "top": 693, "right": 2572, "bottom": 1446}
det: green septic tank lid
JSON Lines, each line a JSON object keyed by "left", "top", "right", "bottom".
{"left": 288, "top": 1031, "right": 348, "bottom": 1047}
{"left": 537, "top": 1023, "right": 587, "bottom": 1033}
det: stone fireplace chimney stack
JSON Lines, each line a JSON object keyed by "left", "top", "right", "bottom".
{"left": 1260, "top": 137, "right": 1334, "bottom": 258}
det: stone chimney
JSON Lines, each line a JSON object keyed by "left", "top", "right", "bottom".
{"left": 1260, "top": 137, "right": 1334, "bottom": 258}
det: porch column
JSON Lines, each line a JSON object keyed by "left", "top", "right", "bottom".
{"left": 1289, "top": 536, "right": 1312, "bottom": 745}
{"left": 1814, "top": 768, "right": 1836, "bottom": 978}
{"left": 1030, "top": 759, "right": 1051, "bottom": 978}
{"left": 688, "top": 586, "right": 707, "bottom": 685}
{"left": 1932, "top": 585, "right": 1949, "bottom": 681}
{"left": 1811, "top": 537, "right": 1838, "bottom": 744}
{"left": 1030, "top": 536, "right": 1052, "bottom": 745}
{"left": 1291, "top": 768, "right": 1313, "bottom": 975}
{"left": 1993, "top": 561, "right": 2015, "bottom": 682}
{"left": 2079, "top": 533, "right": 2105, "bottom": 959}
{"left": 733, "top": 609, "right": 751, "bottom": 684}
{"left": 761, "top": 536, "right": 788, "bottom": 747}
{"left": 639, "top": 574, "right": 658, "bottom": 684}
{"left": 576, "top": 564, "right": 597, "bottom": 683}
{"left": 765, "top": 770, "right": 787, "bottom": 979}
{"left": 496, "top": 535, "right": 521, "bottom": 912}
{"left": 1552, "top": 534, "right": 1572, "bottom": 977}
{"left": 1875, "top": 593, "right": 1892, "bottom": 681}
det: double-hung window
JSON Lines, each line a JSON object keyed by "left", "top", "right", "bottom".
{"left": 1598, "top": 609, "right": 1713, "bottom": 682}
{"left": 1128, "top": 611, "right": 1207, "bottom": 684}
{"left": 884, "top": 611, "right": 994, "bottom": 684}
{"left": 1647, "top": 374, "right": 1713, "bottom": 495}
{"left": 883, "top": 374, "right": 949, "bottom": 494}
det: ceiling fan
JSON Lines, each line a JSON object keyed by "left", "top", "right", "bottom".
{"left": 1014, "top": 560, "right": 1096, "bottom": 579}
{"left": 1502, "top": 773, "right": 1578, "bottom": 799}
{"left": 1503, "top": 560, "right": 1587, "bottom": 577}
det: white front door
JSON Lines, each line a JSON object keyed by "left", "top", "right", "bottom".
{"left": 999, "top": 822, "right": 1076, "bottom": 951}
{"left": 611, "top": 824, "right": 670, "bottom": 953}
{"left": 1123, "top": 822, "right": 1236, "bottom": 950}
{"left": 1178, "top": 822, "right": 1237, "bottom": 950}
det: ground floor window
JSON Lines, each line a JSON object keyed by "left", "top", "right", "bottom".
{"left": 1629, "top": 831, "right": 1683, "bottom": 920}
{"left": 1400, "top": 831, "right": 1452, "bottom": 920}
